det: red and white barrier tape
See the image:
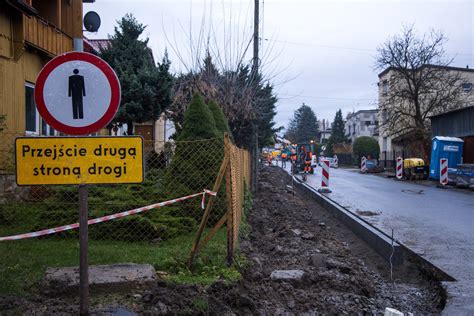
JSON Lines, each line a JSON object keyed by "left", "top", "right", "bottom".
{"left": 0, "top": 189, "right": 217, "bottom": 241}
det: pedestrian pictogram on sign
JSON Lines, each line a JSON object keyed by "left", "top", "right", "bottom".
{"left": 34, "top": 52, "right": 121, "bottom": 135}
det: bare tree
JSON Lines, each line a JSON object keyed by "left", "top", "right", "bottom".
{"left": 375, "top": 25, "right": 467, "bottom": 156}
{"left": 162, "top": 1, "right": 285, "bottom": 147}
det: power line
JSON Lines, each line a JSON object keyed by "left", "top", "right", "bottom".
{"left": 279, "top": 93, "right": 376, "bottom": 101}
{"left": 264, "top": 38, "right": 474, "bottom": 56}
{"left": 264, "top": 38, "right": 374, "bottom": 53}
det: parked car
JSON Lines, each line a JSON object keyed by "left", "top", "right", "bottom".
{"left": 365, "top": 159, "right": 385, "bottom": 173}
{"left": 318, "top": 156, "right": 338, "bottom": 168}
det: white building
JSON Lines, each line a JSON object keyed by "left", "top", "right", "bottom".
{"left": 377, "top": 65, "right": 474, "bottom": 155}
{"left": 318, "top": 119, "right": 331, "bottom": 143}
{"left": 344, "top": 109, "right": 379, "bottom": 143}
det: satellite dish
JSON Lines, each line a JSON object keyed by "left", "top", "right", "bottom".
{"left": 83, "top": 11, "right": 101, "bottom": 32}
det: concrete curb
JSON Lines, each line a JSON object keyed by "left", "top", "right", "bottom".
{"left": 285, "top": 170, "right": 464, "bottom": 314}
{"left": 291, "top": 176, "right": 405, "bottom": 265}
{"left": 290, "top": 175, "right": 455, "bottom": 280}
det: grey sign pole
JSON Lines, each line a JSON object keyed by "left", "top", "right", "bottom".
{"left": 74, "top": 37, "right": 89, "bottom": 316}
{"left": 78, "top": 184, "right": 89, "bottom": 315}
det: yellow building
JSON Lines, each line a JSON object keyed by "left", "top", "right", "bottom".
{"left": 0, "top": 0, "right": 86, "bottom": 170}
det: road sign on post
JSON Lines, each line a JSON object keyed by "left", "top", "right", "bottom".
{"left": 31, "top": 51, "right": 122, "bottom": 315}
{"left": 34, "top": 52, "right": 120, "bottom": 135}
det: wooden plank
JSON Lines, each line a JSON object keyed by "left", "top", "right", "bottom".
{"left": 194, "top": 212, "right": 228, "bottom": 255}
{"left": 57, "top": 0, "right": 62, "bottom": 30}
{"left": 71, "top": 0, "right": 82, "bottom": 38}
{"left": 226, "top": 156, "right": 234, "bottom": 266}
{"left": 188, "top": 134, "right": 230, "bottom": 267}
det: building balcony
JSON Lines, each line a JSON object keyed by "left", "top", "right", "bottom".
{"left": 23, "top": 15, "right": 73, "bottom": 57}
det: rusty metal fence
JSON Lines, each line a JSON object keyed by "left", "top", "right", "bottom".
{"left": 0, "top": 132, "right": 250, "bottom": 293}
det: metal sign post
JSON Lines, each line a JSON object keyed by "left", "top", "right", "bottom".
{"left": 31, "top": 51, "right": 122, "bottom": 316}
{"left": 78, "top": 184, "right": 89, "bottom": 315}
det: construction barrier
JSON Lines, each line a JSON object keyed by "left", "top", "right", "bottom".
{"left": 333, "top": 155, "right": 339, "bottom": 168}
{"left": 361, "top": 156, "right": 367, "bottom": 173}
{"left": 440, "top": 158, "right": 448, "bottom": 185}
{"left": 318, "top": 159, "right": 332, "bottom": 193}
{"left": 396, "top": 157, "right": 403, "bottom": 179}
{"left": 0, "top": 190, "right": 217, "bottom": 242}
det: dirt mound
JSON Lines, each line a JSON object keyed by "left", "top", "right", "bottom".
{"left": 0, "top": 165, "right": 444, "bottom": 314}
{"left": 141, "top": 166, "right": 443, "bottom": 314}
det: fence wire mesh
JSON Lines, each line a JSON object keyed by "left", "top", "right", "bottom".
{"left": 1, "top": 134, "right": 229, "bottom": 241}
{"left": 0, "top": 132, "right": 251, "bottom": 294}
{"left": 228, "top": 142, "right": 251, "bottom": 249}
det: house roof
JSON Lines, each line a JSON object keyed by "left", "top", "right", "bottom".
{"left": 88, "top": 38, "right": 156, "bottom": 64}
{"left": 432, "top": 136, "right": 464, "bottom": 142}
{"left": 88, "top": 39, "right": 111, "bottom": 52}
{"left": 347, "top": 109, "right": 378, "bottom": 119}
{"left": 378, "top": 64, "right": 474, "bottom": 78}
{"left": 5, "top": 0, "right": 38, "bottom": 16}
{"left": 429, "top": 105, "right": 474, "bottom": 119}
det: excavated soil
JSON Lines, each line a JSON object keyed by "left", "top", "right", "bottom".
{"left": 0, "top": 165, "right": 445, "bottom": 315}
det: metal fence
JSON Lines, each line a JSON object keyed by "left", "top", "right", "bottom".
{"left": 379, "top": 150, "right": 405, "bottom": 170}
{"left": 0, "top": 132, "right": 250, "bottom": 292}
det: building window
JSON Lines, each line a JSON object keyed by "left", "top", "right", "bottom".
{"left": 382, "top": 80, "right": 389, "bottom": 94}
{"left": 41, "top": 118, "right": 55, "bottom": 136}
{"left": 382, "top": 137, "right": 387, "bottom": 151}
{"left": 462, "top": 83, "right": 472, "bottom": 92}
{"left": 25, "top": 83, "right": 38, "bottom": 133}
{"left": 25, "top": 82, "right": 55, "bottom": 135}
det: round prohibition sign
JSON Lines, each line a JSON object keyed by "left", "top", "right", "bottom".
{"left": 34, "top": 52, "right": 121, "bottom": 135}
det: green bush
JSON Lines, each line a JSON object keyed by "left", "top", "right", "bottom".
{"left": 208, "top": 100, "right": 231, "bottom": 138}
{"left": 1, "top": 94, "right": 230, "bottom": 242}
{"left": 353, "top": 136, "right": 380, "bottom": 161}
{"left": 162, "top": 94, "right": 225, "bottom": 223}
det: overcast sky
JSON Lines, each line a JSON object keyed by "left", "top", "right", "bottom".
{"left": 84, "top": 0, "right": 474, "bottom": 130}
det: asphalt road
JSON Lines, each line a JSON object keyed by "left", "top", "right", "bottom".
{"left": 279, "top": 162, "right": 474, "bottom": 314}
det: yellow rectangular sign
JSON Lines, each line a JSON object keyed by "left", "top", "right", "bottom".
{"left": 15, "top": 136, "right": 144, "bottom": 185}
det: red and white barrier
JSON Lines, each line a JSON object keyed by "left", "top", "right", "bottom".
{"left": 396, "top": 157, "right": 403, "bottom": 179}
{"left": 361, "top": 156, "right": 367, "bottom": 173}
{"left": 0, "top": 189, "right": 217, "bottom": 242}
{"left": 318, "top": 159, "right": 332, "bottom": 193}
{"left": 333, "top": 155, "right": 339, "bottom": 168}
{"left": 440, "top": 158, "right": 448, "bottom": 185}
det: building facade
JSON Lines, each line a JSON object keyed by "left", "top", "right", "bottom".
{"left": 0, "top": 0, "right": 86, "bottom": 170}
{"left": 431, "top": 106, "right": 474, "bottom": 163}
{"left": 344, "top": 109, "right": 379, "bottom": 143}
{"left": 377, "top": 65, "right": 474, "bottom": 157}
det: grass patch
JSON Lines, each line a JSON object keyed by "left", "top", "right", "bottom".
{"left": 0, "top": 228, "right": 240, "bottom": 295}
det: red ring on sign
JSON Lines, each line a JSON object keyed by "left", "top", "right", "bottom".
{"left": 34, "top": 52, "right": 121, "bottom": 135}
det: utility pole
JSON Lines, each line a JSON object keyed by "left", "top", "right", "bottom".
{"left": 251, "top": 0, "right": 259, "bottom": 192}
{"left": 252, "top": 0, "right": 259, "bottom": 75}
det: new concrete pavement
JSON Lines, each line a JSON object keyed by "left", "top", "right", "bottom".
{"left": 279, "top": 162, "right": 474, "bottom": 314}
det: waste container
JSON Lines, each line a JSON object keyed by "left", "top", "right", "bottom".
{"left": 429, "top": 136, "right": 464, "bottom": 180}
